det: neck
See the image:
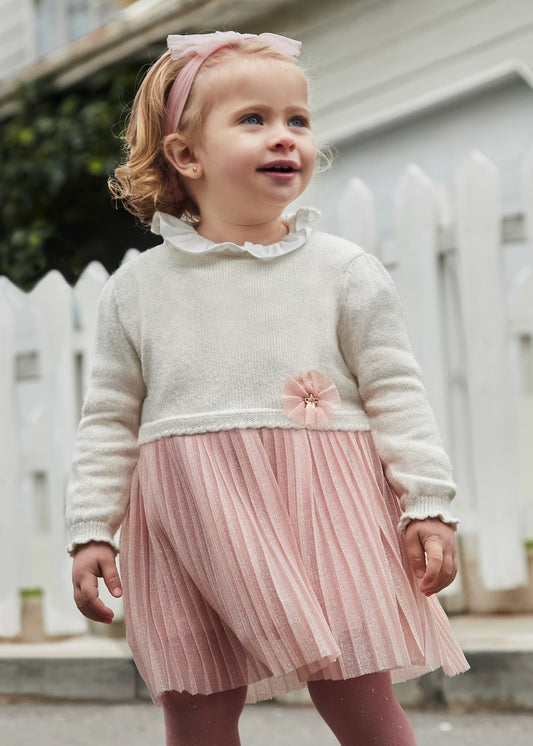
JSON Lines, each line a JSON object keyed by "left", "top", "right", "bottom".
{"left": 196, "top": 215, "right": 289, "bottom": 246}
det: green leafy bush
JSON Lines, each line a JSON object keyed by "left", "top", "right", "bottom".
{"left": 0, "top": 64, "right": 156, "bottom": 289}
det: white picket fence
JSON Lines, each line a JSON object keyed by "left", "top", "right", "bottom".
{"left": 1, "top": 149, "right": 532, "bottom": 637}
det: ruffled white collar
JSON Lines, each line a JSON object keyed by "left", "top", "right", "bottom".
{"left": 151, "top": 207, "right": 320, "bottom": 260}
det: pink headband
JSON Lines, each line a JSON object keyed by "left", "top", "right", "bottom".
{"left": 163, "top": 31, "right": 302, "bottom": 137}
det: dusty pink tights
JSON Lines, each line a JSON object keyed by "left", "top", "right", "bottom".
{"left": 308, "top": 672, "right": 417, "bottom": 745}
{"left": 162, "top": 686, "right": 247, "bottom": 746}
{"left": 161, "top": 672, "right": 416, "bottom": 746}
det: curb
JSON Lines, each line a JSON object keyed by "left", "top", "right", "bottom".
{"left": 395, "top": 652, "right": 533, "bottom": 711}
{"left": 0, "top": 657, "right": 146, "bottom": 702}
{"left": 0, "top": 651, "right": 533, "bottom": 712}
{"left": 2, "top": 615, "right": 533, "bottom": 711}
{"left": 1, "top": 651, "right": 533, "bottom": 711}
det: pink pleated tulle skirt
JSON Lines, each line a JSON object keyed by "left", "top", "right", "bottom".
{"left": 119, "top": 428, "right": 469, "bottom": 704}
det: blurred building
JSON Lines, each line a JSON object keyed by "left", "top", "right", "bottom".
{"left": 1, "top": 0, "right": 120, "bottom": 79}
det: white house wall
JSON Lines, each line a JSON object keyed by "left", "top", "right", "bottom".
{"left": 302, "top": 78, "right": 533, "bottom": 235}
{"left": 291, "top": 0, "right": 533, "bottom": 143}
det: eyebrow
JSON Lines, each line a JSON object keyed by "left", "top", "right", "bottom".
{"left": 233, "top": 103, "right": 311, "bottom": 116}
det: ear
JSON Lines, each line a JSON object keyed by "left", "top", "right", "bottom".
{"left": 163, "top": 134, "right": 202, "bottom": 179}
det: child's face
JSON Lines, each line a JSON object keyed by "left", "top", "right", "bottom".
{"left": 189, "top": 56, "right": 316, "bottom": 226}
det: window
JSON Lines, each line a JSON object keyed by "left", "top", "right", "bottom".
{"left": 33, "top": 0, "right": 118, "bottom": 57}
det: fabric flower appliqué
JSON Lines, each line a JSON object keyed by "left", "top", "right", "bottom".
{"left": 282, "top": 370, "right": 341, "bottom": 428}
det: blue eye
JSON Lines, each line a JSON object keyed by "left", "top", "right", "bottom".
{"left": 288, "top": 116, "right": 309, "bottom": 128}
{"left": 242, "top": 114, "right": 262, "bottom": 125}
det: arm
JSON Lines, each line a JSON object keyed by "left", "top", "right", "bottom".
{"left": 338, "top": 253, "right": 459, "bottom": 593}
{"left": 66, "top": 274, "right": 145, "bottom": 555}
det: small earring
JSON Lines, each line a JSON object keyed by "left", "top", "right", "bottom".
{"left": 192, "top": 166, "right": 198, "bottom": 173}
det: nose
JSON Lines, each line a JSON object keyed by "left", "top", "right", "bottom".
{"left": 268, "top": 123, "right": 296, "bottom": 151}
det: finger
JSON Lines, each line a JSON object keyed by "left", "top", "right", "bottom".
{"left": 75, "top": 574, "right": 114, "bottom": 624}
{"left": 100, "top": 554, "right": 123, "bottom": 598}
{"left": 77, "top": 593, "right": 115, "bottom": 624}
{"left": 420, "top": 538, "right": 444, "bottom": 595}
{"left": 404, "top": 529, "right": 426, "bottom": 580}
{"left": 434, "top": 551, "right": 458, "bottom": 594}
{"left": 442, "top": 552, "right": 457, "bottom": 584}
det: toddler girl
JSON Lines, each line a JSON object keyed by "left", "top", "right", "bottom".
{"left": 67, "top": 31, "right": 469, "bottom": 746}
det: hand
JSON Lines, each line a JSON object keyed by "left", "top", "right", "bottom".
{"left": 404, "top": 518, "right": 458, "bottom": 596}
{"left": 72, "top": 541, "right": 123, "bottom": 624}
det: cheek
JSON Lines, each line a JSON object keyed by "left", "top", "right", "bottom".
{"left": 227, "top": 147, "right": 262, "bottom": 177}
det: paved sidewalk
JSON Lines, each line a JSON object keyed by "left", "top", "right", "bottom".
{"left": 1, "top": 614, "right": 533, "bottom": 710}
{"left": 2, "top": 702, "right": 533, "bottom": 746}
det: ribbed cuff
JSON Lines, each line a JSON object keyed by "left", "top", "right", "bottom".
{"left": 66, "top": 522, "right": 120, "bottom": 556}
{"left": 397, "top": 495, "right": 459, "bottom": 534}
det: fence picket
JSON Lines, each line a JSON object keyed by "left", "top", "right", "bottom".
{"left": 455, "top": 151, "right": 527, "bottom": 590}
{"left": 27, "top": 272, "right": 85, "bottom": 633}
{"left": 395, "top": 165, "right": 450, "bottom": 438}
{"left": 337, "top": 178, "right": 380, "bottom": 256}
{"left": 514, "top": 150, "right": 533, "bottom": 538}
{"left": 0, "top": 279, "right": 22, "bottom": 636}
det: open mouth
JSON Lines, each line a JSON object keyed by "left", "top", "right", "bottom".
{"left": 263, "top": 166, "right": 295, "bottom": 173}
{"left": 258, "top": 162, "right": 299, "bottom": 174}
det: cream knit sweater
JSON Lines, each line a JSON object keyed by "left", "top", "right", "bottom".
{"left": 66, "top": 212, "right": 458, "bottom": 553}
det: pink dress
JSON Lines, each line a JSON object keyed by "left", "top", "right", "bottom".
{"left": 119, "top": 427, "right": 469, "bottom": 705}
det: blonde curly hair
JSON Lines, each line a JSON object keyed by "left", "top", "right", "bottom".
{"left": 108, "top": 41, "right": 303, "bottom": 226}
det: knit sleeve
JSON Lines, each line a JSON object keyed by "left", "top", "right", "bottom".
{"left": 65, "top": 274, "right": 146, "bottom": 554}
{"left": 338, "top": 252, "right": 459, "bottom": 532}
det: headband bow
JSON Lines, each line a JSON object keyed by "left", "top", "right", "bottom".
{"left": 163, "top": 31, "right": 302, "bottom": 137}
